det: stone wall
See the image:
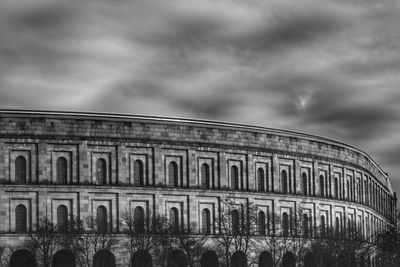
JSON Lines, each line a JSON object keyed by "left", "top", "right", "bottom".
{"left": 0, "top": 110, "right": 396, "bottom": 266}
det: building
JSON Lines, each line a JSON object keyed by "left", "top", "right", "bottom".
{"left": 0, "top": 110, "right": 396, "bottom": 267}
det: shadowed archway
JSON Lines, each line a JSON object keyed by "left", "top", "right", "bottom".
{"left": 281, "top": 252, "right": 295, "bottom": 267}
{"left": 304, "top": 252, "right": 316, "bottom": 267}
{"left": 52, "top": 249, "right": 75, "bottom": 267}
{"left": 167, "top": 250, "right": 187, "bottom": 267}
{"left": 231, "top": 251, "right": 247, "bottom": 267}
{"left": 10, "top": 249, "right": 36, "bottom": 267}
{"left": 93, "top": 249, "right": 115, "bottom": 267}
{"left": 131, "top": 250, "right": 152, "bottom": 267}
{"left": 200, "top": 250, "right": 218, "bottom": 267}
{"left": 258, "top": 251, "right": 272, "bottom": 267}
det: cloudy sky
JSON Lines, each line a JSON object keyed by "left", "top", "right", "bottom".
{"left": 1, "top": 0, "right": 400, "bottom": 193}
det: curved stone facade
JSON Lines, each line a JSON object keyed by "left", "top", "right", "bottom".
{"left": 0, "top": 110, "right": 396, "bottom": 266}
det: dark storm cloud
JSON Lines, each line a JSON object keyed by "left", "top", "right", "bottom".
{"left": 273, "top": 75, "right": 399, "bottom": 140}
{"left": 379, "top": 147, "right": 400, "bottom": 166}
{"left": 134, "top": 1, "right": 345, "bottom": 54}
{"left": 229, "top": 12, "right": 342, "bottom": 51}
{"left": 11, "top": 3, "right": 74, "bottom": 31}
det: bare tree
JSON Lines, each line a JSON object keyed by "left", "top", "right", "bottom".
{"left": 289, "top": 209, "right": 313, "bottom": 266}
{"left": 376, "top": 210, "right": 400, "bottom": 266}
{"left": 214, "top": 195, "right": 258, "bottom": 266}
{"left": 120, "top": 209, "right": 177, "bottom": 267}
{"left": 60, "top": 215, "right": 119, "bottom": 267}
{"left": 121, "top": 209, "right": 153, "bottom": 264}
{"left": 151, "top": 213, "right": 176, "bottom": 267}
{"left": 0, "top": 246, "right": 14, "bottom": 267}
{"left": 309, "top": 223, "right": 378, "bottom": 267}
{"left": 24, "top": 216, "right": 61, "bottom": 267}
{"left": 59, "top": 216, "right": 85, "bottom": 263}
{"left": 250, "top": 211, "right": 292, "bottom": 267}
{"left": 174, "top": 222, "right": 209, "bottom": 267}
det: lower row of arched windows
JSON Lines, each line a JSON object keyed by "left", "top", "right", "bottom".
{"left": 8, "top": 248, "right": 381, "bottom": 267}
{"left": 11, "top": 154, "right": 394, "bottom": 221}
{"left": 14, "top": 205, "right": 384, "bottom": 242}
{"left": 14, "top": 204, "right": 112, "bottom": 233}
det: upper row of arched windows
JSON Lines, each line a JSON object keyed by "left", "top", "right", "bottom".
{"left": 15, "top": 156, "right": 69, "bottom": 184}
{"left": 11, "top": 155, "right": 389, "bottom": 195}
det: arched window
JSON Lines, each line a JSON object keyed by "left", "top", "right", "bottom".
{"left": 232, "top": 210, "right": 240, "bottom": 234}
{"left": 52, "top": 250, "right": 75, "bottom": 267}
{"left": 57, "top": 205, "right": 68, "bottom": 232}
{"left": 231, "top": 251, "right": 247, "bottom": 267}
{"left": 134, "top": 206, "right": 145, "bottom": 233}
{"left": 303, "top": 252, "right": 316, "bottom": 267}
{"left": 202, "top": 208, "right": 211, "bottom": 234}
{"left": 334, "top": 178, "right": 339, "bottom": 199}
{"left": 96, "top": 158, "right": 107, "bottom": 185}
{"left": 131, "top": 250, "right": 153, "bottom": 267}
{"left": 319, "top": 175, "right": 325, "bottom": 197}
{"left": 303, "top": 213, "right": 309, "bottom": 237}
{"left": 93, "top": 249, "right": 115, "bottom": 267}
{"left": 170, "top": 208, "right": 179, "bottom": 232}
{"left": 15, "top": 204, "right": 27, "bottom": 232}
{"left": 258, "top": 251, "right": 273, "bottom": 267}
{"left": 335, "top": 217, "right": 340, "bottom": 238}
{"left": 168, "top": 162, "right": 179, "bottom": 187}
{"left": 347, "top": 218, "right": 352, "bottom": 239}
{"left": 10, "top": 250, "right": 36, "bottom": 267}
{"left": 15, "top": 156, "right": 27, "bottom": 183}
{"left": 302, "top": 173, "right": 308, "bottom": 195}
{"left": 361, "top": 181, "right": 364, "bottom": 203}
{"left": 97, "top": 205, "right": 108, "bottom": 233}
{"left": 134, "top": 160, "right": 144, "bottom": 186}
{"left": 282, "top": 252, "right": 295, "bottom": 267}
{"left": 201, "top": 163, "right": 210, "bottom": 189}
{"left": 257, "top": 168, "right": 265, "bottom": 192}
{"left": 320, "top": 215, "right": 326, "bottom": 237}
{"left": 258, "top": 211, "right": 266, "bottom": 235}
{"left": 231, "top": 166, "right": 239, "bottom": 190}
{"left": 281, "top": 170, "right": 288, "bottom": 194}
{"left": 201, "top": 250, "right": 218, "bottom": 267}
{"left": 168, "top": 250, "right": 187, "bottom": 267}
{"left": 282, "top": 212, "right": 289, "bottom": 237}
{"left": 56, "top": 157, "right": 68, "bottom": 184}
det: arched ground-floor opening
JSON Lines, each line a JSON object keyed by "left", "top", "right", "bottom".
{"left": 167, "top": 250, "right": 187, "bottom": 267}
{"left": 10, "top": 249, "right": 36, "bottom": 267}
{"left": 131, "top": 250, "right": 152, "bottom": 267}
{"left": 52, "top": 249, "right": 76, "bottom": 267}
{"left": 200, "top": 250, "right": 218, "bottom": 267}
{"left": 304, "top": 252, "right": 316, "bottom": 267}
{"left": 281, "top": 252, "right": 295, "bottom": 267}
{"left": 337, "top": 254, "right": 346, "bottom": 267}
{"left": 360, "top": 257, "right": 366, "bottom": 267}
{"left": 366, "top": 256, "right": 371, "bottom": 267}
{"left": 231, "top": 251, "right": 247, "bottom": 267}
{"left": 258, "top": 251, "right": 272, "bottom": 267}
{"left": 93, "top": 249, "right": 115, "bottom": 267}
